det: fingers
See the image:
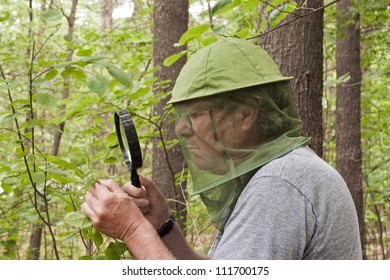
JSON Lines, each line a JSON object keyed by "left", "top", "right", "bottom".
{"left": 123, "top": 182, "right": 150, "bottom": 213}
{"left": 84, "top": 180, "right": 122, "bottom": 219}
{"left": 123, "top": 182, "right": 147, "bottom": 198}
{"left": 138, "top": 175, "right": 164, "bottom": 198}
{"left": 81, "top": 202, "right": 95, "bottom": 220}
{"left": 98, "top": 179, "right": 122, "bottom": 193}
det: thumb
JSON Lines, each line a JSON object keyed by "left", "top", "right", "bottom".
{"left": 139, "top": 175, "right": 164, "bottom": 199}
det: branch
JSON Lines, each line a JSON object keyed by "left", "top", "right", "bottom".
{"left": 262, "top": 0, "right": 301, "bottom": 17}
{"left": 0, "top": 64, "right": 39, "bottom": 197}
{"left": 32, "top": 26, "right": 60, "bottom": 61}
{"left": 248, "top": 0, "right": 340, "bottom": 40}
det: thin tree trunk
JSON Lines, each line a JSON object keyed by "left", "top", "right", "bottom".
{"left": 52, "top": 0, "right": 78, "bottom": 156}
{"left": 260, "top": 0, "right": 324, "bottom": 157}
{"left": 28, "top": 226, "right": 42, "bottom": 260}
{"left": 99, "top": 0, "right": 114, "bottom": 30}
{"left": 26, "top": 0, "right": 43, "bottom": 260}
{"left": 335, "top": 0, "right": 364, "bottom": 256}
{"left": 153, "top": 1, "right": 188, "bottom": 228}
{"left": 28, "top": 0, "right": 79, "bottom": 260}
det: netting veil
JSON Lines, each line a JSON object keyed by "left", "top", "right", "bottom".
{"left": 170, "top": 38, "right": 310, "bottom": 231}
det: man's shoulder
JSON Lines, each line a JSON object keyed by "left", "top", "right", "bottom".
{"left": 245, "top": 145, "right": 348, "bottom": 202}
{"left": 257, "top": 145, "right": 340, "bottom": 181}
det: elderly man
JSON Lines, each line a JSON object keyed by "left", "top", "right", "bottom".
{"left": 82, "top": 38, "right": 362, "bottom": 259}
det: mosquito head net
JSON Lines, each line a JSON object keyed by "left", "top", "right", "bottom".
{"left": 169, "top": 38, "right": 310, "bottom": 231}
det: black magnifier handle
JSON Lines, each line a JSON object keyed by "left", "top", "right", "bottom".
{"left": 131, "top": 170, "right": 141, "bottom": 188}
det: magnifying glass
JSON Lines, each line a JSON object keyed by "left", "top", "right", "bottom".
{"left": 114, "top": 110, "right": 143, "bottom": 188}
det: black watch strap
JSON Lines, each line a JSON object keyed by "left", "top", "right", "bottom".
{"left": 157, "top": 215, "right": 175, "bottom": 238}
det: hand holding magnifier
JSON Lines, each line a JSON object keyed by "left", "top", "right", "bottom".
{"left": 114, "top": 110, "right": 143, "bottom": 188}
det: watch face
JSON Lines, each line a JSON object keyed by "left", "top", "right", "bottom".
{"left": 157, "top": 216, "right": 175, "bottom": 238}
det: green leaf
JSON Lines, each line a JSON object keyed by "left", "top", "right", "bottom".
{"left": 61, "top": 231, "right": 78, "bottom": 243}
{"left": 61, "top": 67, "right": 87, "bottom": 81}
{"left": 266, "top": 0, "right": 287, "bottom": 13}
{"left": 103, "top": 156, "right": 117, "bottom": 164}
{"left": 202, "top": 36, "right": 218, "bottom": 46}
{"left": 32, "top": 78, "right": 48, "bottom": 86}
{"left": 130, "top": 87, "right": 150, "bottom": 99}
{"left": 88, "top": 76, "right": 108, "bottom": 97}
{"left": 0, "top": 11, "right": 10, "bottom": 22}
{"left": 0, "top": 113, "right": 17, "bottom": 126}
{"left": 235, "top": 28, "right": 250, "bottom": 38}
{"left": 53, "top": 61, "right": 75, "bottom": 69}
{"left": 269, "top": 2, "right": 297, "bottom": 28}
{"left": 242, "top": 0, "right": 261, "bottom": 12}
{"left": 178, "top": 24, "right": 209, "bottom": 46}
{"left": 44, "top": 69, "right": 59, "bottom": 81}
{"left": 106, "top": 132, "right": 118, "bottom": 147}
{"left": 79, "top": 56, "right": 109, "bottom": 64}
{"left": 258, "top": 18, "right": 267, "bottom": 33}
{"left": 27, "top": 154, "right": 36, "bottom": 163}
{"left": 46, "top": 168, "right": 67, "bottom": 178}
{"left": 79, "top": 255, "right": 93, "bottom": 260}
{"left": 15, "top": 147, "right": 27, "bottom": 158}
{"left": 104, "top": 242, "right": 127, "bottom": 260}
{"left": 47, "top": 155, "right": 84, "bottom": 178}
{"left": 36, "top": 93, "right": 57, "bottom": 107}
{"left": 42, "top": 9, "right": 62, "bottom": 26}
{"left": 77, "top": 49, "right": 93, "bottom": 57}
{"left": 64, "top": 212, "right": 92, "bottom": 228}
{"left": 84, "top": 176, "right": 96, "bottom": 186}
{"left": 1, "top": 183, "right": 13, "bottom": 194}
{"left": 0, "top": 80, "right": 20, "bottom": 90}
{"left": 91, "top": 228, "right": 103, "bottom": 247}
{"left": 106, "top": 65, "right": 132, "bottom": 88}
{"left": 284, "top": 1, "right": 297, "bottom": 15}
{"left": 20, "top": 119, "right": 42, "bottom": 129}
{"left": 32, "top": 172, "right": 46, "bottom": 184}
{"left": 163, "top": 51, "right": 188, "bottom": 67}
{"left": 211, "top": 0, "right": 240, "bottom": 15}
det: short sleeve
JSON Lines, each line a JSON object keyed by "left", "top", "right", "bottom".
{"left": 210, "top": 175, "right": 316, "bottom": 260}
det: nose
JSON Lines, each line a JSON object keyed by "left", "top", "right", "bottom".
{"left": 175, "top": 118, "right": 193, "bottom": 138}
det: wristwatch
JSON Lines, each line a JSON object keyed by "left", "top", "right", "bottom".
{"left": 157, "top": 215, "right": 175, "bottom": 238}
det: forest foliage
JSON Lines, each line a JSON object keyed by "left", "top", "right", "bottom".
{"left": 0, "top": 0, "right": 389, "bottom": 259}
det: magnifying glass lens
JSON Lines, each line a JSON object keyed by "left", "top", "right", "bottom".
{"left": 119, "top": 121, "right": 132, "bottom": 166}
{"left": 115, "top": 110, "right": 143, "bottom": 188}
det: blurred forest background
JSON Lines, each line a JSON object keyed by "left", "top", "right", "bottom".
{"left": 0, "top": 0, "right": 388, "bottom": 260}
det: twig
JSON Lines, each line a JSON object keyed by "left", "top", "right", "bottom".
{"left": 262, "top": 0, "right": 301, "bottom": 17}
{"left": 248, "top": 0, "right": 340, "bottom": 40}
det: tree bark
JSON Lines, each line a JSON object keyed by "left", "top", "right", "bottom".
{"left": 335, "top": 0, "right": 364, "bottom": 255}
{"left": 153, "top": 1, "right": 188, "bottom": 228}
{"left": 99, "top": 0, "right": 114, "bottom": 30}
{"left": 259, "top": 0, "right": 324, "bottom": 157}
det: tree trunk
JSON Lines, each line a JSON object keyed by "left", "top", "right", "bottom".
{"left": 335, "top": 0, "right": 364, "bottom": 255}
{"left": 28, "top": 0, "right": 79, "bottom": 260}
{"left": 153, "top": 1, "right": 188, "bottom": 228}
{"left": 259, "top": 0, "right": 324, "bottom": 157}
{"left": 26, "top": 0, "right": 41, "bottom": 260}
{"left": 52, "top": 0, "right": 78, "bottom": 156}
{"left": 99, "top": 0, "right": 114, "bottom": 30}
{"left": 27, "top": 225, "right": 42, "bottom": 260}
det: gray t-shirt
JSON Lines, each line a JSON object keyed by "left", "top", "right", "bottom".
{"left": 209, "top": 146, "right": 362, "bottom": 259}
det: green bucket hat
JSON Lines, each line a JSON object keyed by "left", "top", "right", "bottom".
{"left": 169, "top": 37, "right": 293, "bottom": 104}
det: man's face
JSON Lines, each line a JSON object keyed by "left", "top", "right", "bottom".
{"left": 174, "top": 98, "right": 243, "bottom": 175}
